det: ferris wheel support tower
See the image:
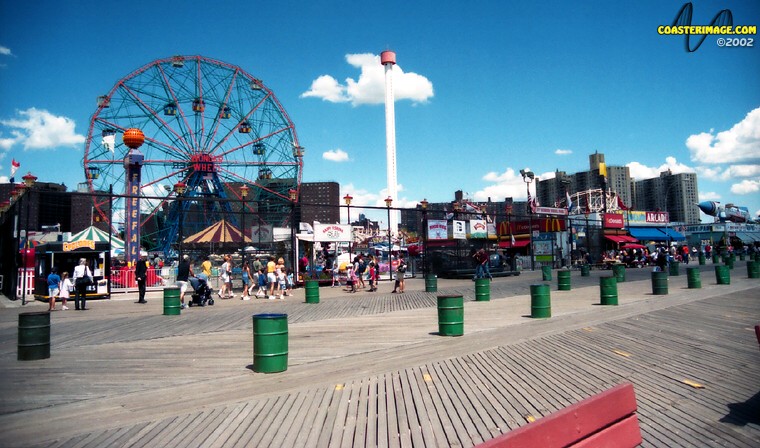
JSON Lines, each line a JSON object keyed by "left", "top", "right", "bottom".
{"left": 381, "top": 50, "right": 398, "bottom": 235}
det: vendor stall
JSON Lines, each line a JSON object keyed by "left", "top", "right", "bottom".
{"left": 33, "top": 241, "right": 111, "bottom": 301}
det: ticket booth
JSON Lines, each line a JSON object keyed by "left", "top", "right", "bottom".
{"left": 33, "top": 240, "right": 111, "bottom": 301}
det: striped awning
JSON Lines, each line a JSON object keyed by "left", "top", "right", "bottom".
{"left": 183, "top": 219, "right": 251, "bottom": 244}
{"left": 69, "top": 226, "right": 124, "bottom": 250}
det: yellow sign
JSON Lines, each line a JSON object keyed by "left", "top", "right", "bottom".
{"left": 63, "top": 240, "right": 96, "bottom": 252}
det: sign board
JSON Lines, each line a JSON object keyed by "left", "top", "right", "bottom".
{"left": 251, "top": 225, "right": 274, "bottom": 243}
{"left": 645, "top": 211, "right": 669, "bottom": 224}
{"left": 313, "top": 224, "right": 352, "bottom": 242}
{"left": 603, "top": 213, "right": 625, "bottom": 229}
{"left": 451, "top": 220, "right": 466, "bottom": 239}
{"left": 427, "top": 220, "right": 448, "bottom": 240}
{"left": 469, "top": 219, "right": 488, "bottom": 238}
{"left": 534, "top": 206, "right": 568, "bottom": 216}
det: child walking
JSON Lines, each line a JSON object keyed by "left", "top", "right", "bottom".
{"left": 58, "top": 272, "right": 71, "bottom": 310}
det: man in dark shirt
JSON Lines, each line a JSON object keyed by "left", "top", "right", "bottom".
{"left": 176, "top": 255, "right": 193, "bottom": 309}
{"left": 135, "top": 255, "right": 148, "bottom": 303}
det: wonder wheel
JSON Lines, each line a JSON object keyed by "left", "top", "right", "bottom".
{"left": 83, "top": 55, "right": 303, "bottom": 255}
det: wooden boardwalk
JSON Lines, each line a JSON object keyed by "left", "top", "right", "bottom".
{"left": 0, "top": 264, "right": 758, "bottom": 447}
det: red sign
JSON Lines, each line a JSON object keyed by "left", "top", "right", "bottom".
{"left": 604, "top": 213, "right": 625, "bottom": 229}
{"left": 498, "top": 218, "right": 566, "bottom": 235}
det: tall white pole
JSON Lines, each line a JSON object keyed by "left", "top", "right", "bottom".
{"left": 381, "top": 50, "right": 398, "bottom": 236}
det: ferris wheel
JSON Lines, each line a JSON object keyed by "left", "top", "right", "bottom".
{"left": 83, "top": 55, "right": 303, "bottom": 254}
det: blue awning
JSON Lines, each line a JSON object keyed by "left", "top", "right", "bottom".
{"left": 628, "top": 227, "right": 668, "bottom": 241}
{"left": 661, "top": 228, "right": 686, "bottom": 241}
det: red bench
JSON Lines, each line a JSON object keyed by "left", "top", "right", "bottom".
{"left": 477, "top": 383, "right": 642, "bottom": 448}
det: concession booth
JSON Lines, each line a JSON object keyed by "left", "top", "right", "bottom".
{"left": 33, "top": 240, "right": 111, "bottom": 301}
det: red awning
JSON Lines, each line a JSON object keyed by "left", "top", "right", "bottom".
{"left": 619, "top": 235, "right": 638, "bottom": 243}
{"left": 498, "top": 240, "right": 531, "bottom": 249}
{"left": 604, "top": 235, "right": 628, "bottom": 244}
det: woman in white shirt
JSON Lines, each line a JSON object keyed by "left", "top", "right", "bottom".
{"left": 72, "top": 258, "right": 92, "bottom": 310}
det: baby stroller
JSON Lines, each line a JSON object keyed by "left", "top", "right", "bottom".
{"left": 188, "top": 275, "right": 214, "bottom": 307}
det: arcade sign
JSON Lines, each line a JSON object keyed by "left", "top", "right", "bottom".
{"left": 645, "top": 211, "right": 669, "bottom": 224}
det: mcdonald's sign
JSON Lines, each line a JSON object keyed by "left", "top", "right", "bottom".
{"left": 498, "top": 218, "right": 566, "bottom": 236}
{"left": 540, "top": 217, "right": 565, "bottom": 232}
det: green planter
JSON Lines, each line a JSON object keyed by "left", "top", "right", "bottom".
{"left": 686, "top": 267, "right": 701, "bottom": 289}
{"left": 651, "top": 271, "right": 668, "bottom": 295}
{"left": 253, "top": 313, "right": 288, "bottom": 373}
{"left": 163, "top": 286, "right": 181, "bottom": 315}
{"left": 530, "top": 284, "right": 551, "bottom": 318}
{"left": 475, "top": 278, "right": 490, "bottom": 301}
{"left": 715, "top": 265, "right": 730, "bottom": 285}
{"left": 612, "top": 264, "right": 626, "bottom": 283}
{"left": 425, "top": 275, "right": 438, "bottom": 293}
{"left": 557, "top": 270, "right": 571, "bottom": 291}
{"left": 600, "top": 276, "right": 618, "bottom": 306}
{"left": 18, "top": 312, "right": 50, "bottom": 361}
{"left": 437, "top": 295, "right": 464, "bottom": 336}
{"left": 304, "top": 280, "right": 320, "bottom": 304}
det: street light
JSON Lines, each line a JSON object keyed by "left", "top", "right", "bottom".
{"left": 420, "top": 198, "right": 429, "bottom": 277}
{"left": 344, "top": 193, "right": 353, "bottom": 263}
{"left": 385, "top": 196, "right": 393, "bottom": 281}
{"left": 240, "top": 184, "right": 249, "bottom": 261}
{"left": 561, "top": 178, "right": 573, "bottom": 267}
{"left": 289, "top": 188, "right": 298, "bottom": 274}
{"left": 520, "top": 169, "right": 535, "bottom": 271}
{"left": 174, "top": 181, "right": 187, "bottom": 261}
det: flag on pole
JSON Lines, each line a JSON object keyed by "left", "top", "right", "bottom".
{"left": 102, "top": 134, "right": 116, "bottom": 153}
{"left": 616, "top": 195, "right": 629, "bottom": 210}
{"left": 566, "top": 191, "right": 573, "bottom": 212}
{"left": 511, "top": 233, "right": 516, "bottom": 245}
{"left": 10, "top": 158, "right": 20, "bottom": 178}
{"left": 527, "top": 190, "right": 538, "bottom": 214}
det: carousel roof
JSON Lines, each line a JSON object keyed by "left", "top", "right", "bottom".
{"left": 69, "top": 226, "right": 124, "bottom": 249}
{"left": 183, "top": 219, "right": 251, "bottom": 244}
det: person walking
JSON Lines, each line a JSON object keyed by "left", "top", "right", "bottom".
{"left": 176, "top": 255, "right": 193, "bottom": 309}
{"left": 241, "top": 259, "right": 251, "bottom": 300}
{"left": 72, "top": 258, "right": 93, "bottom": 310}
{"left": 47, "top": 268, "right": 61, "bottom": 311}
{"left": 58, "top": 272, "right": 71, "bottom": 310}
{"left": 135, "top": 255, "right": 148, "bottom": 304}
{"left": 266, "top": 256, "right": 277, "bottom": 298}
{"left": 218, "top": 255, "right": 233, "bottom": 299}
{"left": 392, "top": 255, "right": 407, "bottom": 293}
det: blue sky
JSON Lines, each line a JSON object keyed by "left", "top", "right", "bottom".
{"left": 1, "top": 0, "right": 758, "bottom": 224}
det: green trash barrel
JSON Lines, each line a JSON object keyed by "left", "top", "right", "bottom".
{"left": 726, "top": 256, "right": 735, "bottom": 269}
{"left": 163, "top": 286, "right": 181, "bottom": 315}
{"left": 475, "top": 278, "right": 490, "bottom": 301}
{"left": 541, "top": 265, "right": 552, "bottom": 281}
{"left": 600, "top": 276, "right": 618, "bottom": 306}
{"left": 530, "top": 284, "right": 551, "bottom": 318}
{"left": 437, "top": 295, "right": 464, "bottom": 336}
{"left": 580, "top": 265, "right": 590, "bottom": 277}
{"left": 739, "top": 254, "right": 745, "bottom": 261}
{"left": 651, "top": 271, "right": 668, "bottom": 295}
{"left": 252, "top": 313, "right": 288, "bottom": 373}
{"left": 712, "top": 254, "right": 719, "bottom": 264}
{"left": 557, "top": 270, "right": 571, "bottom": 291}
{"left": 698, "top": 254, "right": 706, "bottom": 265}
{"left": 425, "top": 275, "right": 438, "bottom": 292}
{"left": 18, "top": 312, "right": 50, "bottom": 361}
{"left": 748, "top": 261, "right": 760, "bottom": 279}
{"left": 304, "top": 280, "right": 320, "bottom": 304}
{"left": 612, "top": 264, "right": 626, "bottom": 283}
{"left": 715, "top": 265, "right": 730, "bottom": 285}
{"left": 686, "top": 267, "right": 701, "bottom": 289}
{"left": 669, "top": 261, "right": 680, "bottom": 276}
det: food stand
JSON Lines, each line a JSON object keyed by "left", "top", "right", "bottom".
{"left": 33, "top": 240, "right": 111, "bottom": 301}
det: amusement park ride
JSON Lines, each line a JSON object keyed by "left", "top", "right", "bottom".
{"left": 697, "top": 201, "right": 754, "bottom": 223}
{"left": 83, "top": 55, "right": 304, "bottom": 256}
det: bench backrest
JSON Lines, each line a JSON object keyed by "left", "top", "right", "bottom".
{"left": 477, "top": 382, "right": 641, "bottom": 448}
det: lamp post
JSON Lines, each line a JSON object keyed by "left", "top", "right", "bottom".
{"left": 561, "top": 178, "right": 573, "bottom": 267}
{"left": 240, "top": 184, "right": 249, "bottom": 263}
{"left": 520, "top": 169, "right": 535, "bottom": 271}
{"left": 344, "top": 193, "right": 353, "bottom": 263}
{"left": 174, "top": 181, "right": 187, "bottom": 262}
{"left": 385, "top": 196, "right": 393, "bottom": 281}
{"left": 20, "top": 172, "right": 37, "bottom": 305}
{"left": 289, "top": 188, "right": 298, "bottom": 275}
{"left": 419, "top": 199, "right": 429, "bottom": 277}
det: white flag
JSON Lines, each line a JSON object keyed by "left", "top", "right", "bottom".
{"left": 102, "top": 134, "right": 116, "bottom": 153}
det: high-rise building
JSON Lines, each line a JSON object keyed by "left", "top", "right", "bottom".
{"left": 299, "top": 182, "right": 340, "bottom": 225}
{"left": 634, "top": 170, "right": 700, "bottom": 224}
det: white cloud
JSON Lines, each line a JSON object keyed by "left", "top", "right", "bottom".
{"left": 699, "top": 191, "right": 721, "bottom": 201}
{"left": 0, "top": 176, "right": 8, "bottom": 183}
{"left": 301, "top": 53, "right": 434, "bottom": 106}
{"left": 730, "top": 179, "right": 760, "bottom": 195}
{"left": 555, "top": 149, "right": 573, "bottom": 155}
{"left": 322, "top": 148, "right": 350, "bottom": 162}
{"left": 686, "top": 107, "right": 760, "bottom": 164}
{"left": 694, "top": 165, "right": 724, "bottom": 181}
{"left": 626, "top": 156, "right": 695, "bottom": 180}
{"left": 723, "top": 164, "right": 760, "bottom": 179}
{"left": 473, "top": 167, "right": 539, "bottom": 202}
{"left": 0, "top": 108, "right": 85, "bottom": 150}
{"left": 0, "top": 46, "right": 11, "bottom": 56}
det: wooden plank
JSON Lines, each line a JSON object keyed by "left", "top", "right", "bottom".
{"left": 398, "top": 368, "right": 426, "bottom": 448}
{"left": 294, "top": 387, "right": 333, "bottom": 448}
{"left": 391, "top": 371, "right": 413, "bottom": 447}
